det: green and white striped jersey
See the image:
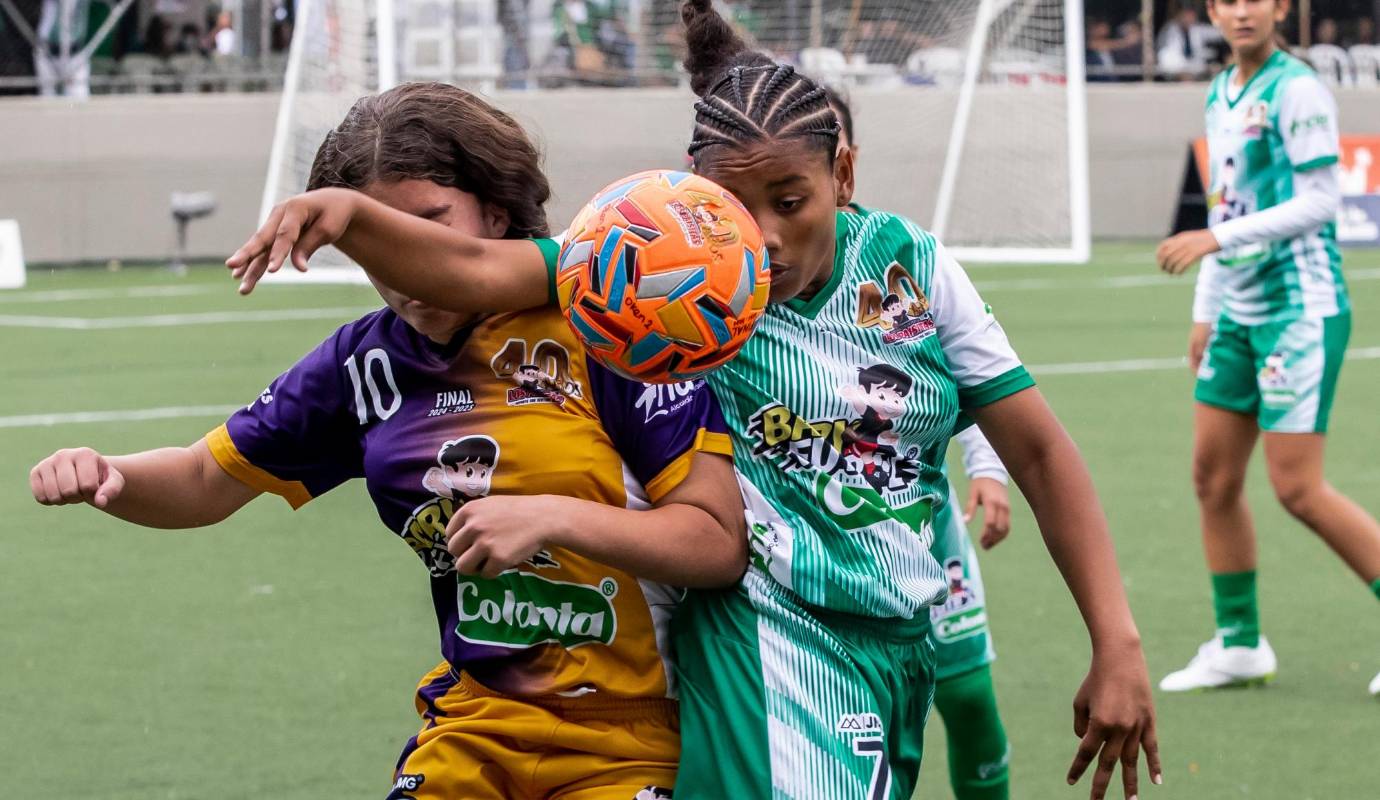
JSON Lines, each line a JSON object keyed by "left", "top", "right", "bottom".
{"left": 1202, "top": 49, "right": 1347, "bottom": 324}
{"left": 706, "top": 209, "right": 1033, "bottom": 620}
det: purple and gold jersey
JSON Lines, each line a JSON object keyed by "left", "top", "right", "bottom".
{"left": 206, "top": 306, "right": 731, "bottom": 701}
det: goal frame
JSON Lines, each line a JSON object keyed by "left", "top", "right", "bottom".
{"left": 931, "top": 0, "right": 1091, "bottom": 264}
{"left": 258, "top": 0, "right": 396, "bottom": 284}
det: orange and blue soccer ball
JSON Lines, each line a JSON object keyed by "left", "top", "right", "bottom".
{"left": 556, "top": 170, "right": 770, "bottom": 383}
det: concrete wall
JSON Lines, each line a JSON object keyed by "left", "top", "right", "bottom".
{"left": 3, "top": 85, "right": 1379, "bottom": 264}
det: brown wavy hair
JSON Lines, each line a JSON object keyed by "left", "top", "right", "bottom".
{"left": 307, "top": 82, "right": 551, "bottom": 239}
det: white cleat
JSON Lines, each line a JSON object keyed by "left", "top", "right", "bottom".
{"left": 1159, "top": 636, "right": 1277, "bottom": 692}
{"left": 1369, "top": 671, "right": 1380, "bottom": 697}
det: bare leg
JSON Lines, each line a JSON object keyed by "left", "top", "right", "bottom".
{"left": 1192, "top": 404, "right": 1260, "bottom": 573}
{"left": 1262, "top": 432, "right": 1380, "bottom": 583}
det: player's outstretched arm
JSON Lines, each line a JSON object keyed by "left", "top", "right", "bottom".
{"left": 29, "top": 441, "right": 260, "bottom": 529}
{"left": 443, "top": 452, "right": 747, "bottom": 588}
{"left": 226, "top": 188, "right": 551, "bottom": 312}
{"left": 970, "top": 388, "right": 1162, "bottom": 800}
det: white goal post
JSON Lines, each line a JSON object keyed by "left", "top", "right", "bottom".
{"left": 932, "top": 0, "right": 1090, "bottom": 263}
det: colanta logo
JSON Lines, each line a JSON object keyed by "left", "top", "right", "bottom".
{"left": 456, "top": 571, "right": 619, "bottom": 650}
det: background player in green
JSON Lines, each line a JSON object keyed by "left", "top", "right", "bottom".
{"left": 1157, "top": 0, "right": 1380, "bottom": 697}
{"left": 226, "top": 5, "right": 1162, "bottom": 797}
{"left": 829, "top": 85, "right": 1013, "bottom": 800}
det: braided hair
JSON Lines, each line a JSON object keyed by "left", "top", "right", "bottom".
{"left": 681, "top": 0, "right": 840, "bottom": 166}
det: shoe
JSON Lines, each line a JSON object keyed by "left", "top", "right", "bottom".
{"left": 1159, "top": 635, "right": 1277, "bottom": 692}
{"left": 1369, "top": 670, "right": 1380, "bottom": 697}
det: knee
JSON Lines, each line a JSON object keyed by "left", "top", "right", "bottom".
{"left": 1193, "top": 456, "right": 1245, "bottom": 509}
{"left": 1271, "top": 477, "right": 1326, "bottom": 522}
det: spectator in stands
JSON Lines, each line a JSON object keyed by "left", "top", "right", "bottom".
{"left": 175, "top": 23, "right": 204, "bottom": 56}
{"left": 0, "top": 0, "right": 40, "bottom": 95}
{"left": 1356, "top": 16, "right": 1375, "bottom": 46}
{"left": 1315, "top": 17, "right": 1339, "bottom": 46}
{"left": 1086, "top": 16, "right": 1118, "bottom": 81}
{"left": 1157, "top": 2, "right": 1222, "bottom": 80}
{"left": 1112, "top": 19, "right": 1146, "bottom": 77}
{"left": 547, "top": 0, "right": 632, "bottom": 87}
{"left": 856, "top": 11, "right": 918, "bottom": 66}
{"left": 143, "top": 15, "right": 173, "bottom": 58}
{"left": 207, "top": 10, "right": 236, "bottom": 57}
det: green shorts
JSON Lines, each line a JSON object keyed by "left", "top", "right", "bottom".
{"left": 930, "top": 481, "right": 996, "bottom": 682}
{"left": 1195, "top": 313, "right": 1350, "bottom": 433}
{"left": 672, "top": 569, "right": 937, "bottom": 800}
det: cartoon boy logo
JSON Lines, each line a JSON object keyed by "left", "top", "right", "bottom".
{"left": 879, "top": 293, "right": 914, "bottom": 332}
{"left": 507, "top": 363, "right": 567, "bottom": 406}
{"left": 1259, "top": 351, "right": 1289, "bottom": 389}
{"left": 1208, "top": 157, "right": 1249, "bottom": 227}
{"left": 876, "top": 290, "right": 935, "bottom": 344}
{"left": 839, "top": 363, "right": 915, "bottom": 492}
{"left": 944, "top": 557, "right": 972, "bottom": 609}
{"left": 1241, "top": 101, "right": 1270, "bottom": 137}
{"left": 423, "top": 435, "right": 499, "bottom": 502}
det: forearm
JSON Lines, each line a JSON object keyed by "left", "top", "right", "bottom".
{"left": 105, "top": 443, "right": 256, "bottom": 528}
{"left": 337, "top": 194, "right": 549, "bottom": 313}
{"left": 1210, "top": 166, "right": 1340, "bottom": 250}
{"left": 1006, "top": 435, "right": 1139, "bottom": 648}
{"left": 974, "top": 392, "right": 1139, "bottom": 649}
{"left": 549, "top": 496, "right": 746, "bottom": 588}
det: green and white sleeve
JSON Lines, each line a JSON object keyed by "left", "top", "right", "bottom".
{"left": 928, "top": 242, "right": 1035, "bottom": 410}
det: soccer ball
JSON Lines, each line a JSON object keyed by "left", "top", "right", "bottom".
{"left": 555, "top": 170, "right": 770, "bottom": 383}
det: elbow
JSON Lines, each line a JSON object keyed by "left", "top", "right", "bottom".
{"left": 694, "top": 520, "right": 750, "bottom": 589}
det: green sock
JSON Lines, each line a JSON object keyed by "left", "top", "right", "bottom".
{"left": 934, "top": 665, "right": 1010, "bottom": 800}
{"left": 1370, "top": 577, "right": 1380, "bottom": 602}
{"left": 1212, "top": 570, "right": 1260, "bottom": 648}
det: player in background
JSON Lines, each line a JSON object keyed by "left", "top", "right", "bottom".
{"left": 225, "top": 4, "right": 1162, "bottom": 798}
{"left": 829, "top": 85, "right": 1014, "bottom": 800}
{"left": 30, "top": 82, "right": 747, "bottom": 799}
{"left": 1156, "top": 0, "right": 1380, "bottom": 696}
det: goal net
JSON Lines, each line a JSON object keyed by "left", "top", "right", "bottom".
{"left": 259, "top": 0, "right": 395, "bottom": 282}
{"left": 262, "top": 0, "right": 1089, "bottom": 280}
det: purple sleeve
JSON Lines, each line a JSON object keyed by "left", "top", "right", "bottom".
{"left": 218, "top": 331, "right": 365, "bottom": 503}
{"left": 585, "top": 359, "right": 732, "bottom": 501}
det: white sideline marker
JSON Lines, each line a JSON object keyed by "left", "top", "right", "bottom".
{"left": 0, "top": 220, "right": 26, "bottom": 289}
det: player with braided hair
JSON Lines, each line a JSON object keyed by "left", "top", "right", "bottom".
{"left": 226, "top": 3, "right": 1162, "bottom": 797}
{"left": 828, "top": 84, "right": 1015, "bottom": 800}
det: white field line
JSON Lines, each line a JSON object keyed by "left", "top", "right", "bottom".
{"left": 6, "top": 349, "right": 1379, "bottom": 429}
{"left": 0, "top": 405, "right": 241, "bottom": 429}
{"left": 0, "top": 285, "right": 224, "bottom": 304}
{"left": 0, "top": 307, "right": 376, "bottom": 329}
{"left": 1028, "top": 346, "right": 1380, "bottom": 376}
{"left": 976, "top": 267, "right": 1380, "bottom": 292}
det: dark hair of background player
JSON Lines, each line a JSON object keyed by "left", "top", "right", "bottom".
{"left": 680, "top": 0, "right": 840, "bottom": 167}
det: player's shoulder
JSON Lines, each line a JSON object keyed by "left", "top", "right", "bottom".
{"left": 1275, "top": 56, "right": 1333, "bottom": 102}
{"left": 298, "top": 307, "right": 398, "bottom": 367}
{"left": 839, "top": 208, "right": 939, "bottom": 263}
